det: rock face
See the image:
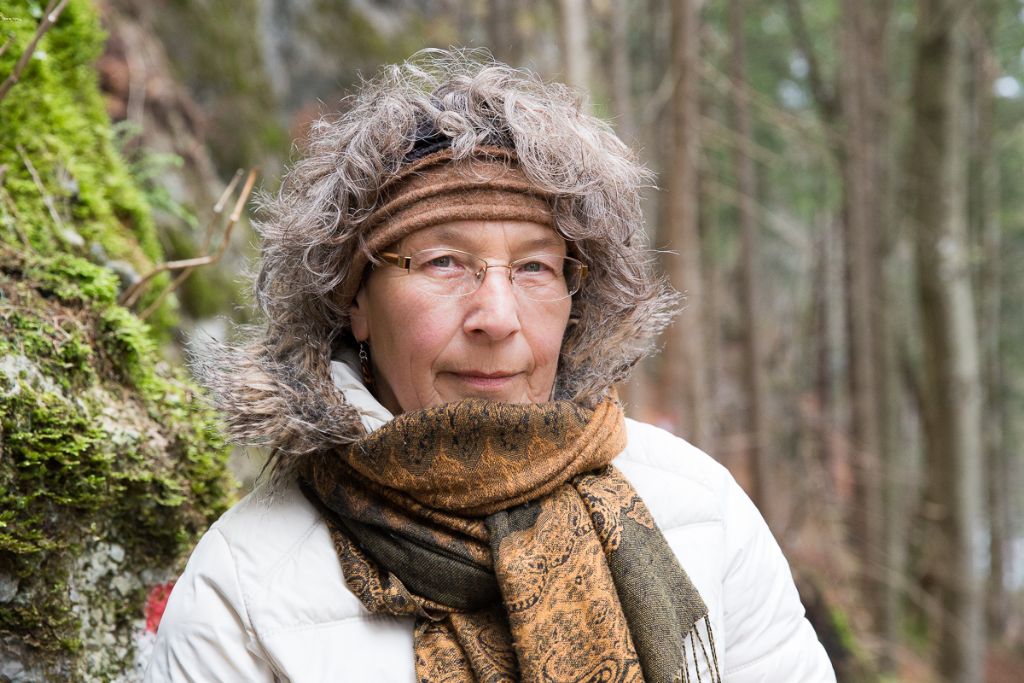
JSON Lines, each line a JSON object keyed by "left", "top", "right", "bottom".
{"left": 0, "top": 1, "right": 234, "bottom": 679}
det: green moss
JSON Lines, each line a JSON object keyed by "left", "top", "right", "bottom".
{"left": 19, "top": 252, "right": 120, "bottom": 306}
{"left": 0, "top": 252, "right": 233, "bottom": 666}
{"left": 0, "top": 2, "right": 235, "bottom": 675}
{"left": 0, "top": 0, "right": 175, "bottom": 338}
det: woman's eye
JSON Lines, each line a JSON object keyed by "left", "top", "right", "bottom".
{"left": 428, "top": 255, "right": 455, "bottom": 268}
{"left": 418, "top": 252, "right": 469, "bottom": 277}
{"left": 516, "top": 259, "right": 556, "bottom": 276}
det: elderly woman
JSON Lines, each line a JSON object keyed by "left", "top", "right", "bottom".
{"left": 147, "top": 52, "right": 835, "bottom": 682}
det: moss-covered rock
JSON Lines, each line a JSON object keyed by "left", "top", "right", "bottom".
{"left": 0, "top": 0, "right": 175, "bottom": 336}
{"left": 0, "top": 2, "right": 234, "bottom": 679}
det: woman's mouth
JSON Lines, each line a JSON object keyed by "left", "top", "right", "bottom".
{"left": 445, "top": 371, "right": 522, "bottom": 392}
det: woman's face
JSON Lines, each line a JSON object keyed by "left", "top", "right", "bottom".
{"left": 350, "top": 220, "right": 573, "bottom": 413}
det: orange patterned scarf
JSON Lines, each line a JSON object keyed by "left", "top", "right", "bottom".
{"left": 300, "top": 398, "right": 721, "bottom": 682}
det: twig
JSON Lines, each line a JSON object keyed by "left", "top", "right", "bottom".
{"left": 137, "top": 169, "right": 256, "bottom": 319}
{"left": 700, "top": 62, "right": 837, "bottom": 152}
{"left": 203, "top": 168, "right": 244, "bottom": 252}
{"left": 700, "top": 114, "right": 788, "bottom": 167}
{"left": 137, "top": 267, "right": 191, "bottom": 320}
{"left": 15, "top": 143, "right": 67, "bottom": 240}
{"left": 0, "top": 0, "right": 70, "bottom": 103}
{"left": 136, "top": 170, "right": 248, "bottom": 319}
{"left": 0, "top": 185, "right": 32, "bottom": 250}
{"left": 0, "top": 32, "right": 15, "bottom": 60}
{"left": 701, "top": 175, "right": 811, "bottom": 256}
{"left": 120, "top": 168, "right": 249, "bottom": 307}
{"left": 121, "top": 169, "right": 257, "bottom": 315}
{"left": 782, "top": 0, "right": 838, "bottom": 124}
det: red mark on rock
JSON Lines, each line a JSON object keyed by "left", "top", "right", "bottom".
{"left": 145, "top": 581, "right": 175, "bottom": 633}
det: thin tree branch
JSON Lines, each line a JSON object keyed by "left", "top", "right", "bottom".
{"left": 15, "top": 143, "right": 68, "bottom": 242}
{"left": 699, "top": 58, "right": 839, "bottom": 153}
{"left": 0, "top": 0, "right": 70, "bottom": 103}
{"left": 119, "top": 170, "right": 243, "bottom": 307}
{"left": 782, "top": 0, "right": 839, "bottom": 124}
{"left": 701, "top": 114, "right": 789, "bottom": 167}
{"left": 137, "top": 267, "right": 189, "bottom": 321}
{"left": 701, "top": 175, "right": 812, "bottom": 257}
{"left": 639, "top": 59, "right": 677, "bottom": 129}
{"left": 0, "top": 185, "right": 33, "bottom": 250}
{"left": 203, "top": 168, "right": 243, "bottom": 252}
{"left": 141, "top": 169, "right": 244, "bottom": 317}
{"left": 0, "top": 32, "right": 15, "bottom": 60}
{"left": 122, "top": 169, "right": 257, "bottom": 315}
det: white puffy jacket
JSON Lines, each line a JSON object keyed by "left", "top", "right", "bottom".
{"left": 146, "top": 366, "right": 836, "bottom": 682}
{"left": 146, "top": 420, "right": 835, "bottom": 682}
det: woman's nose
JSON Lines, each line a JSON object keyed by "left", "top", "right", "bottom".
{"left": 462, "top": 266, "right": 522, "bottom": 340}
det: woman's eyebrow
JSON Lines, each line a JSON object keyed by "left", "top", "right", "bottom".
{"left": 407, "top": 227, "right": 467, "bottom": 248}
{"left": 516, "top": 235, "right": 565, "bottom": 252}
{"left": 405, "top": 229, "right": 565, "bottom": 253}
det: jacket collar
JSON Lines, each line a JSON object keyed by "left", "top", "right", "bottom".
{"left": 329, "top": 349, "right": 393, "bottom": 434}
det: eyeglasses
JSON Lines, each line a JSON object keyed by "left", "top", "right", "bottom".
{"left": 377, "top": 248, "right": 588, "bottom": 302}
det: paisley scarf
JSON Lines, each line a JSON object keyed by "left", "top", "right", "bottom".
{"left": 300, "top": 398, "right": 721, "bottom": 682}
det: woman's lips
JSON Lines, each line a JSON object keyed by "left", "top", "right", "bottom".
{"left": 445, "top": 371, "right": 521, "bottom": 391}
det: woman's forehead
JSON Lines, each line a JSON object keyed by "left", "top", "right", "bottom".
{"left": 401, "top": 221, "right": 567, "bottom": 253}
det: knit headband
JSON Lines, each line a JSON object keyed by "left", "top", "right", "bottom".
{"left": 336, "top": 146, "right": 555, "bottom": 307}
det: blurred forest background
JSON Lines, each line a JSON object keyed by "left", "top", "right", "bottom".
{"left": 1, "top": 0, "right": 1023, "bottom": 681}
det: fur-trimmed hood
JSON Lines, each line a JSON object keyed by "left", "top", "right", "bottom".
{"left": 191, "top": 52, "right": 681, "bottom": 482}
{"left": 190, "top": 336, "right": 391, "bottom": 484}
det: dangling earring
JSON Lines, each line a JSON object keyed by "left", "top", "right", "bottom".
{"left": 358, "top": 341, "right": 374, "bottom": 388}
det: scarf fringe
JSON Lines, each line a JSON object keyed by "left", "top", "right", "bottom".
{"left": 673, "top": 615, "right": 722, "bottom": 683}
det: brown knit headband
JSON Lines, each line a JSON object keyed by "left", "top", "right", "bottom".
{"left": 336, "top": 146, "right": 555, "bottom": 307}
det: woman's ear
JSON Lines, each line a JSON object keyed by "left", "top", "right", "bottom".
{"left": 349, "top": 287, "right": 370, "bottom": 343}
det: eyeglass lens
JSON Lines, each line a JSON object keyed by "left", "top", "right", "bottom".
{"left": 405, "top": 249, "right": 583, "bottom": 301}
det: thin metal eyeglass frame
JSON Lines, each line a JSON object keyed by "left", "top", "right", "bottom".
{"left": 376, "top": 248, "right": 588, "bottom": 301}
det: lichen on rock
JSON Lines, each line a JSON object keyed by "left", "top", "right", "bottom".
{"left": 0, "top": 1, "right": 235, "bottom": 679}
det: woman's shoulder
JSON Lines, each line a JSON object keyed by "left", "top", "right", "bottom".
{"left": 150, "top": 480, "right": 411, "bottom": 680}
{"left": 618, "top": 417, "right": 732, "bottom": 491}
{"left": 213, "top": 478, "right": 323, "bottom": 561}
{"left": 613, "top": 417, "right": 736, "bottom": 533}
{"left": 189, "top": 478, "right": 367, "bottom": 631}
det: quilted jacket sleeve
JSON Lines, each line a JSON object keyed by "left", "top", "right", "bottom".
{"left": 144, "top": 527, "right": 277, "bottom": 683}
{"left": 721, "top": 477, "right": 836, "bottom": 682}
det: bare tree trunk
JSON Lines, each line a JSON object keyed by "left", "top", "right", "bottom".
{"left": 784, "top": 4, "right": 893, "bottom": 606}
{"left": 557, "top": 0, "right": 591, "bottom": 92}
{"left": 662, "top": 0, "right": 709, "bottom": 446}
{"left": 965, "top": 0, "right": 1007, "bottom": 637}
{"left": 487, "top": 0, "right": 525, "bottom": 66}
{"left": 838, "top": 0, "right": 893, "bottom": 645}
{"left": 906, "top": 1, "right": 986, "bottom": 678}
{"left": 786, "top": 2, "right": 899, "bottom": 649}
{"left": 812, "top": 214, "right": 842, "bottom": 494}
{"left": 605, "top": 0, "right": 645, "bottom": 414}
{"left": 728, "top": 0, "right": 771, "bottom": 520}
{"left": 608, "top": 0, "right": 635, "bottom": 143}
{"left": 861, "top": 3, "right": 902, "bottom": 663}
{"left": 641, "top": 0, "right": 670, "bottom": 425}
{"left": 880, "top": 248, "right": 911, "bottom": 670}
{"left": 699, "top": 163, "right": 721, "bottom": 442}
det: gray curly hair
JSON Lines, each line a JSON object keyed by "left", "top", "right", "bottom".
{"left": 195, "top": 49, "right": 678, "bottom": 473}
